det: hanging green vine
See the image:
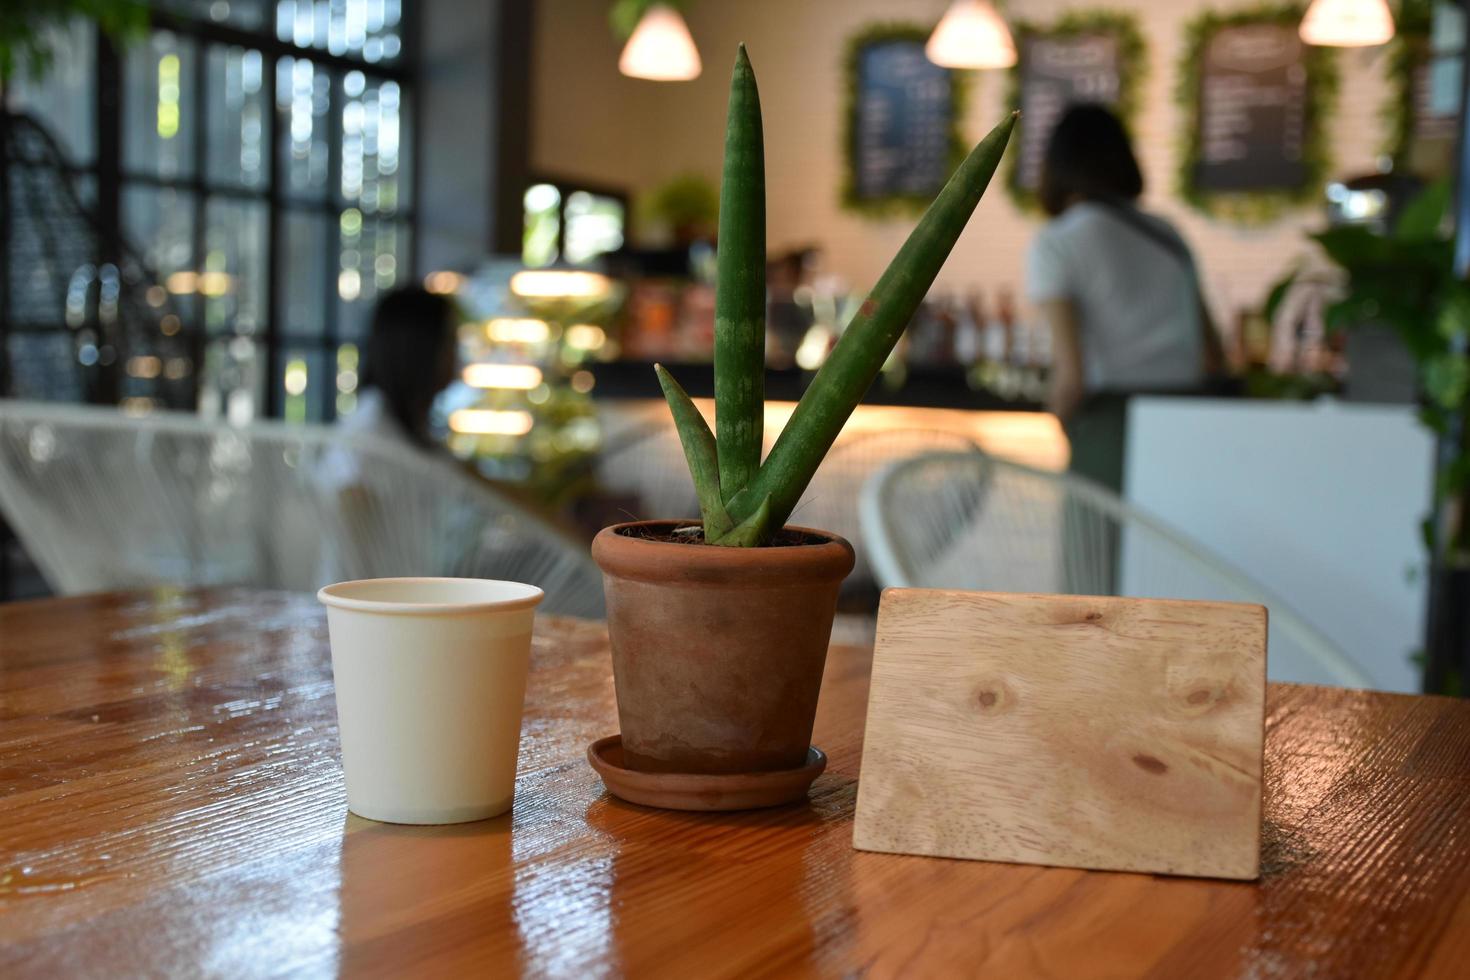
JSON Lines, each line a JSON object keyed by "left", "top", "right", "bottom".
{"left": 840, "top": 23, "right": 969, "bottom": 219}
{"left": 1175, "top": 4, "right": 1338, "bottom": 225}
{"left": 0, "top": 0, "right": 146, "bottom": 83}
{"left": 608, "top": 0, "right": 693, "bottom": 41}
{"left": 1382, "top": 0, "right": 1435, "bottom": 169}
{"left": 1003, "top": 10, "right": 1148, "bottom": 212}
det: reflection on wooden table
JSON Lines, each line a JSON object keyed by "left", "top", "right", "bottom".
{"left": 2, "top": 589, "right": 1468, "bottom": 977}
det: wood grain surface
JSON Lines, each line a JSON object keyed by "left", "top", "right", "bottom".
{"left": 2, "top": 589, "right": 1469, "bottom": 978}
{"left": 855, "top": 589, "right": 1267, "bottom": 880}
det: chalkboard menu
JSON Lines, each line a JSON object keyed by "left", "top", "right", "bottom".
{"left": 1015, "top": 33, "right": 1123, "bottom": 191}
{"left": 849, "top": 37, "right": 956, "bottom": 203}
{"left": 1194, "top": 23, "right": 1309, "bottom": 192}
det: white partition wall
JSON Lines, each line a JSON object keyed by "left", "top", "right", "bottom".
{"left": 1126, "top": 398, "right": 1435, "bottom": 692}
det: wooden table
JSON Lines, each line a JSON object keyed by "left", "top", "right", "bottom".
{"left": 3, "top": 590, "right": 1469, "bottom": 978}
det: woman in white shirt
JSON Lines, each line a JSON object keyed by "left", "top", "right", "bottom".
{"left": 320, "top": 287, "right": 457, "bottom": 481}
{"left": 314, "top": 289, "right": 458, "bottom": 583}
{"left": 1025, "top": 104, "right": 1222, "bottom": 494}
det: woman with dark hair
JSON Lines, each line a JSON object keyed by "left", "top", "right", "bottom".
{"left": 352, "top": 287, "right": 459, "bottom": 446}
{"left": 1026, "top": 103, "right": 1222, "bottom": 495}
{"left": 313, "top": 286, "right": 459, "bottom": 582}
{"left": 317, "top": 286, "right": 457, "bottom": 500}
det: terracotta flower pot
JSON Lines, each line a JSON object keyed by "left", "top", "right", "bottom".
{"left": 592, "top": 520, "right": 855, "bottom": 775}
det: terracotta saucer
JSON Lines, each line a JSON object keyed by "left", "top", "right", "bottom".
{"left": 586, "top": 735, "right": 827, "bottom": 811}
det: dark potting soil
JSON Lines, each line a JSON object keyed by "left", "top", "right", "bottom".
{"left": 614, "top": 524, "right": 830, "bottom": 547}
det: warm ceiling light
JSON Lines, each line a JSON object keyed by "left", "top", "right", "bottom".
{"left": 424, "top": 270, "right": 465, "bottom": 295}
{"left": 926, "top": 0, "right": 1017, "bottom": 70}
{"left": 564, "top": 324, "right": 607, "bottom": 351}
{"left": 164, "top": 270, "right": 233, "bottom": 296}
{"left": 619, "top": 4, "right": 701, "bottom": 81}
{"left": 462, "top": 363, "right": 544, "bottom": 390}
{"left": 197, "top": 271, "right": 233, "bottom": 297}
{"left": 485, "top": 318, "right": 551, "bottom": 344}
{"left": 164, "top": 271, "right": 197, "bottom": 294}
{"left": 1300, "top": 0, "right": 1395, "bottom": 47}
{"left": 126, "top": 355, "right": 162, "bottom": 379}
{"left": 449, "top": 409, "right": 535, "bottom": 436}
{"left": 509, "top": 269, "right": 613, "bottom": 300}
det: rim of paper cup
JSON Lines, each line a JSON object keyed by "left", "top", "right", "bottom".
{"left": 317, "top": 577, "right": 545, "bottom": 615}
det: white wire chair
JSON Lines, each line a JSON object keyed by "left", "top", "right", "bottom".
{"left": 593, "top": 421, "right": 983, "bottom": 648}
{"left": 791, "top": 428, "right": 981, "bottom": 580}
{"left": 0, "top": 400, "right": 605, "bottom": 618}
{"left": 597, "top": 420, "right": 979, "bottom": 546}
{"left": 860, "top": 450, "right": 1372, "bottom": 688}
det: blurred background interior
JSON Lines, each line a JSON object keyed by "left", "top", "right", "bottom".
{"left": 2, "top": 0, "right": 1467, "bottom": 695}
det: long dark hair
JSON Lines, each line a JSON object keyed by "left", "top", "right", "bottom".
{"left": 359, "top": 287, "right": 457, "bottom": 445}
{"left": 1038, "top": 103, "right": 1144, "bottom": 217}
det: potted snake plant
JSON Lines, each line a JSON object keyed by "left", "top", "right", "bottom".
{"left": 592, "top": 44, "right": 1016, "bottom": 793}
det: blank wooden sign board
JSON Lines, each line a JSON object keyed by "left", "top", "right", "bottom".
{"left": 853, "top": 589, "right": 1267, "bottom": 880}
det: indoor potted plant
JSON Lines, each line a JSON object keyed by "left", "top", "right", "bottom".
{"left": 590, "top": 45, "right": 1016, "bottom": 805}
{"left": 1267, "top": 180, "right": 1468, "bottom": 695}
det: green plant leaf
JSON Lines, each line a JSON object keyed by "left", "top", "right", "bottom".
{"left": 1418, "top": 404, "right": 1448, "bottom": 435}
{"left": 1393, "top": 178, "right": 1451, "bottom": 242}
{"left": 708, "top": 495, "right": 770, "bottom": 547}
{"left": 639, "top": 173, "right": 719, "bottom": 233}
{"left": 2, "top": 0, "right": 148, "bottom": 83}
{"left": 654, "top": 363, "right": 734, "bottom": 539}
{"left": 1424, "top": 353, "right": 1470, "bottom": 410}
{"left": 727, "top": 110, "right": 1018, "bottom": 537}
{"left": 1312, "top": 226, "right": 1389, "bottom": 269}
{"left": 609, "top": 0, "right": 690, "bottom": 41}
{"left": 1263, "top": 267, "right": 1299, "bottom": 322}
{"left": 714, "top": 43, "right": 766, "bottom": 503}
{"left": 1438, "top": 287, "right": 1470, "bottom": 341}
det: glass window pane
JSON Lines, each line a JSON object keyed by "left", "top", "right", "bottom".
{"left": 6, "top": 157, "right": 96, "bottom": 329}
{"left": 335, "top": 341, "right": 361, "bottom": 417}
{"left": 564, "top": 191, "right": 625, "bottom": 265}
{"left": 203, "top": 197, "right": 269, "bottom": 336}
{"left": 199, "top": 336, "right": 266, "bottom": 425}
{"left": 5, "top": 332, "right": 85, "bottom": 402}
{"left": 74, "top": 175, "right": 97, "bottom": 210}
{"left": 278, "top": 56, "right": 331, "bottom": 198}
{"left": 340, "top": 73, "right": 410, "bottom": 213}
{"left": 123, "top": 32, "right": 198, "bottom": 180}
{"left": 337, "top": 217, "right": 409, "bottom": 341}
{"left": 275, "top": 0, "right": 404, "bottom": 64}
{"left": 278, "top": 347, "right": 329, "bottom": 424}
{"left": 523, "top": 184, "right": 561, "bottom": 268}
{"left": 282, "top": 211, "right": 331, "bottom": 338}
{"left": 205, "top": 46, "right": 269, "bottom": 189}
{"left": 6, "top": 19, "right": 96, "bottom": 165}
{"left": 123, "top": 184, "right": 198, "bottom": 323}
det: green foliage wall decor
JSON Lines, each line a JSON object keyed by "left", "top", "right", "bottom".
{"left": 1383, "top": 0, "right": 1433, "bottom": 164}
{"left": 1175, "top": 4, "right": 1338, "bottom": 225}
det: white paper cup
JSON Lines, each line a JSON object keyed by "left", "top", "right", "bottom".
{"left": 318, "top": 577, "right": 543, "bottom": 824}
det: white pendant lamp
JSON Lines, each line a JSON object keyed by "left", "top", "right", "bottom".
{"left": 1300, "top": 0, "right": 1395, "bottom": 47}
{"left": 926, "top": 0, "right": 1017, "bottom": 70}
{"left": 619, "top": 4, "right": 702, "bottom": 81}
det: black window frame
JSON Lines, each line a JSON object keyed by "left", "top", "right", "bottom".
{"left": 1, "top": 3, "right": 421, "bottom": 423}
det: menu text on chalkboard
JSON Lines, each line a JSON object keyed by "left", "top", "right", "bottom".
{"left": 1015, "top": 33, "right": 1122, "bottom": 191}
{"left": 850, "top": 38, "right": 955, "bottom": 202}
{"left": 1195, "top": 23, "right": 1309, "bottom": 192}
